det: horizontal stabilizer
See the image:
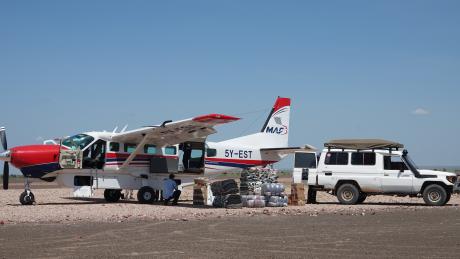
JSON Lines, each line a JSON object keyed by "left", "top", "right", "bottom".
{"left": 260, "top": 145, "right": 316, "bottom": 156}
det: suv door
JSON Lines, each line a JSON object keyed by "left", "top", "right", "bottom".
{"left": 293, "top": 152, "right": 317, "bottom": 184}
{"left": 381, "top": 155, "right": 414, "bottom": 194}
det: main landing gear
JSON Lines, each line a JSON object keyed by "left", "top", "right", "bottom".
{"left": 19, "top": 177, "right": 35, "bottom": 205}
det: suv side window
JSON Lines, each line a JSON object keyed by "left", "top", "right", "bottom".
{"left": 384, "top": 156, "right": 408, "bottom": 170}
{"left": 351, "top": 152, "right": 376, "bottom": 166}
{"left": 325, "top": 152, "right": 348, "bottom": 165}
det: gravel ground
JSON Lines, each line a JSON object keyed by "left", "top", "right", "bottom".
{"left": 1, "top": 182, "right": 459, "bottom": 224}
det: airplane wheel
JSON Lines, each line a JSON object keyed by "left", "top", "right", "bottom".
{"left": 19, "top": 191, "right": 35, "bottom": 205}
{"left": 104, "top": 189, "right": 121, "bottom": 203}
{"left": 137, "top": 187, "right": 155, "bottom": 204}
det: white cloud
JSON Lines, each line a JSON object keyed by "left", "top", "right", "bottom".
{"left": 412, "top": 108, "right": 430, "bottom": 116}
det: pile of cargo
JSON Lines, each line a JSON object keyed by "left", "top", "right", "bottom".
{"left": 240, "top": 167, "right": 287, "bottom": 208}
{"left": 262, "top": 183, "right": 288, "bottom": 207}
{"left": 240, "top": 167, "right": 279, "bottom": 195}
{"left": 210, "top": 179, "right": 243, "bottom": 209}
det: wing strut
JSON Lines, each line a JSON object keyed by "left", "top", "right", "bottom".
{"left": 120, "top": 134, "right": 150, "bottom": 169}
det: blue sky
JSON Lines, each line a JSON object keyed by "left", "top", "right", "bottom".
{"left": 1, "top": 1, "right": 459, "bottom": 173}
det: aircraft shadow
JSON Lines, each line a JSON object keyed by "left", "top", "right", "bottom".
{"left": 8, "top": 198, "right": 214, "bottom": 208}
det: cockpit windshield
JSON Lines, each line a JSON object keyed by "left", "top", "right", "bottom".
{"left": 62, "top": 134, "right": 95, "bottom": 150}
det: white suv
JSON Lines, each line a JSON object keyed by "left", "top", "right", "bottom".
{"left": 293, "top": 139, "right": 458, "bottom": 206}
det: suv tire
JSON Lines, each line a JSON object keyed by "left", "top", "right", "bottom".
{"left": 422, "top": 184, "right": 448, "bottom": 206}
{"left": 336, "top": 183, "right": 360, "bottom": 205}
{"left": 357, "top": 193, "right": 367, "bottom": 204}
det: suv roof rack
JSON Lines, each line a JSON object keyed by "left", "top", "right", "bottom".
{"left": 324, "top": 139, "right": 404, "bottom": 151}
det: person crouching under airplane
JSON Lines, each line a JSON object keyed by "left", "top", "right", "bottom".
{"left": 163, "top": 174, "right": 181, "bottom": 206}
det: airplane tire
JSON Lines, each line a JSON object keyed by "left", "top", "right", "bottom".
{"left": 104, "top": 189, "right": 121, "bottom": 203}
{"left": 19, "top": 191, "right": 35, "bottom": 205}
{"left": 137, "top": 187, "right": 155, "bottom": 204}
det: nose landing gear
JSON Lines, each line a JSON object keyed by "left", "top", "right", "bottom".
{"left": 19, "top": 177, "right": 35, "bottom": 205}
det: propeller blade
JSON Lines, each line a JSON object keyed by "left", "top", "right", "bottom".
{"left": 0, "top": 128, "right": 7, "bottom": 151}
{"left": 3, "top": 162, "right": 9, "bottom": 190}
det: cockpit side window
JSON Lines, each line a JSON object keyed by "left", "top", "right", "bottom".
{"left": 62, "top": 134, "right": 95, "bottom": 150}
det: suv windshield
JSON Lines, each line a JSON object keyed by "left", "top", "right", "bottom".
{"left": 62, "top": 134, "right": 95, "bottom": 150}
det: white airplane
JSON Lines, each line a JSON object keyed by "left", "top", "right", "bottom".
{"left": 0, "top": 97, "right": 313, "bottom": 205}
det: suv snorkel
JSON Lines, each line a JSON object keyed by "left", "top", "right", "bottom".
{"left": 401, "top": 149, "right": 435, "bottom": 179}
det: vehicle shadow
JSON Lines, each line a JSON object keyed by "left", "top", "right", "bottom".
{"left": 315, "top": 201, "right": 457, "bottom": 207}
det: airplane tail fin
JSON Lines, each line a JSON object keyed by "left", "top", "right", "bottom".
{"left": 218, "top": 97, "right": 291, "bottom": 148}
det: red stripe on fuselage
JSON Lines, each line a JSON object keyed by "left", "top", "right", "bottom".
{"left": 205, "top": 157, "right": 277, "bottom": 166}
{"left": 105, "top": 152, "right": 178, "bottom": 159}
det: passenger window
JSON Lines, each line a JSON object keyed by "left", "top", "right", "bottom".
{"left": 351, "top": 152, "right": 376, "bottom": 166}
{"left": 144, "top": 144, "right": 157, "bottom": 154}
{"left": 124, "top": 143, "right": 137, "bottom": 153}
{"left": 165, "top": 146, "right": 177, "bottom": 155}
{"left": 325, "top": 152, "right": 348, "bottom": 165}
{"left": 206, "top": 149, "right": 217, "bottom": 157}
{"left": 109, "top": 142, "right": 120, "bottom": 152}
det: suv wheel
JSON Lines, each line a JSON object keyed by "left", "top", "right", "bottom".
{"left": 336, "top": 183, "right": 360, "bottom": 205}
{"left": 357, "top": 193, "right": 367, "bottom": 204}
{"left": 422, "top": 184, "right": 448, "bottom": 206}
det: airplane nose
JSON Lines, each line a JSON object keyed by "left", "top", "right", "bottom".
{"left": 0, "top": 150, "right": 11, "bottom": 162}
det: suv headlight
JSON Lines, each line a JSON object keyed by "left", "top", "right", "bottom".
{"left": 446, "top": 176, "right": 456, "bottom": 184}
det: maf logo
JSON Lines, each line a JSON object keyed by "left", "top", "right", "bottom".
{"left": 265, "top": 116, "right": 288, "bottom": 135}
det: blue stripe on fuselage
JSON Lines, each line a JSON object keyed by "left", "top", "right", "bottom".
{"left": 205, "top": 161, "right": 254, "bottom": 169}
{"left": 20, "top": 163, "right": 61, "bottom": 178}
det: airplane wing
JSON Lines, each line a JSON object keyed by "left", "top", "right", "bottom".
{"left": 111, "top": 114, "right": 239, "bottom": 169}
{"left": 260, "top": 145, "right": 316, "bottom": 157}
{"left": 111, "top": 114, "right": 240, "bottom": 146}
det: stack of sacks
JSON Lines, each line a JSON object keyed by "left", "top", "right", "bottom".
{"left": 211, "top": 179, "right": 242, "bottom": 209}
{"left": 240, "top": 167, "right": 279, "bottom": 195}
{"left": 262, "top": 183, "right": 288, "bottom": 207}
{"left": 241, "top": 195, "right": 266, "bottom": 208}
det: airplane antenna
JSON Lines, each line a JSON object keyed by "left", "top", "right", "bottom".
{"left": 112, "top": 126, "right": 118, "bottom": 133}
{"left": 121, "top": 125, "right": 128, "bottom": 133}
